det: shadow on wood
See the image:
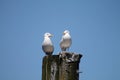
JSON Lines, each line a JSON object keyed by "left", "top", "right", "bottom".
{"left": 42, "top": 52, "right": 82, "bottom": 80}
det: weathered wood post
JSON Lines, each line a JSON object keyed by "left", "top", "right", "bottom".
{"left": 42, "top": 52, "right": 82, "bottom": 80}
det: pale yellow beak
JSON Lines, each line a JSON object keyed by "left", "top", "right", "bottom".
{"left": 63, "top": 32, "right": 65, "bottom": 35}
{"left": 50, "top": 34, "right": 53, "bottom": 37}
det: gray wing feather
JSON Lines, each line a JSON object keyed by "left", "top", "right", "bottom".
{"left": 42, "top": 44, "right": 54, "bottom": 55}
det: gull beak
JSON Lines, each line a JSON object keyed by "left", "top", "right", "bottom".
{"left": 63, "top": 32, "right": 65, "bottom": 35}
{"left": 50, "top": 34, "right": 53, "bottom": 37}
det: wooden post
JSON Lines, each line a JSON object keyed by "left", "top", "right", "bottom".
{"left": 42, "top": 52, "right": 82, "bottom": 80}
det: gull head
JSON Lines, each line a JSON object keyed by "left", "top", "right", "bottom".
{"left": 44, "top": 33, "right": 53, "bottom": 38}
{"left": 63, "top": 30, "right": 70, "bottom": 35}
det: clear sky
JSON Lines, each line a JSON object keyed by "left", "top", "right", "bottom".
{"left": 0, "top": 0, "right": 120, "bottom": 80}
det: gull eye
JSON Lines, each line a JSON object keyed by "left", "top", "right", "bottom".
{"left": 47, "top": 33, "right": 49, "bottom": 35}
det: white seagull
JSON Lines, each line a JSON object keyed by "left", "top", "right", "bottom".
{"left": 60, "top": 30, "right": 72, "bottom": 51}
{"left": 42, "top": 33, "right": 54, "bottom": 55}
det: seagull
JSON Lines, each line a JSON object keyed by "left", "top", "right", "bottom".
{"left": 60, "top": 30, "right": 72, "bottom": 51}
{"left": 42, "top": 33, "right": 54, "bottom": 55}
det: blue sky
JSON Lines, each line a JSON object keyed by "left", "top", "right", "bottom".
{"left": 0, "top": 0, "right": 120, "bottom": 80}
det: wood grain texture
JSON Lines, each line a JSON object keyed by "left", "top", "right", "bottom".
{"left": 42, "top": 52, "right": 82, "bottom": 80}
